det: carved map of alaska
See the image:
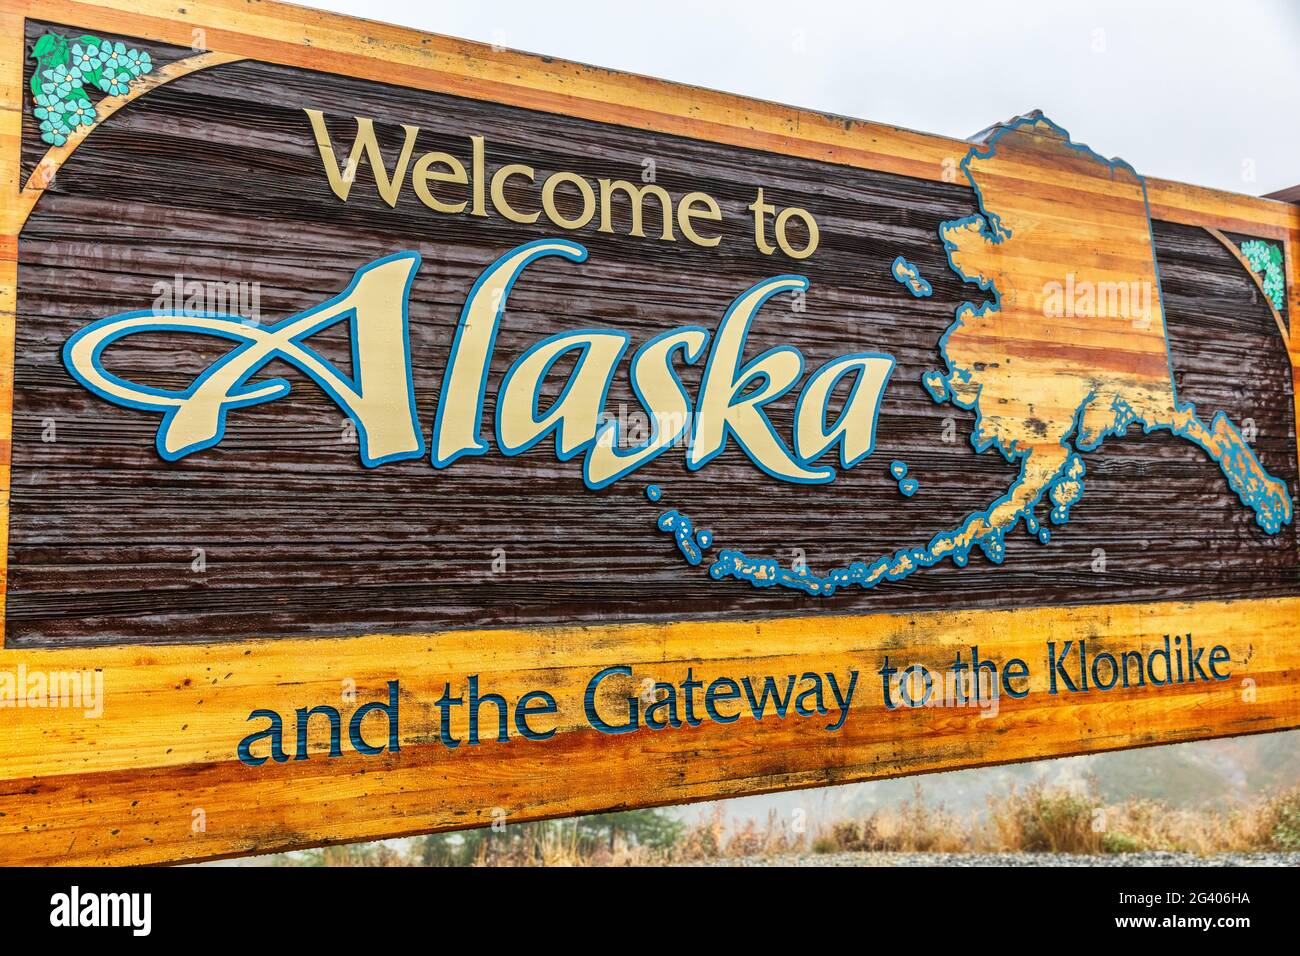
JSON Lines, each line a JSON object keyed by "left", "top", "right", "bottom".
{"left": 710, "top": 113, "right": 1293, "bottom": 593}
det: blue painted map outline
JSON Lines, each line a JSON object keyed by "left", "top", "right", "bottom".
{"left": 689, "top": 113, "right": 1293, "bottom": 596}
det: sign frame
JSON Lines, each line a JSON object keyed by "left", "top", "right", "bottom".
{"left": 1, "top": 0, "right": 1299, "bottom": 865}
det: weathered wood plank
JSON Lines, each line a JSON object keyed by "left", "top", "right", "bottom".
{"left": 0, "top": 0, "right": 1296, "bottom": 868}
{"left": 7, "top": 55, "right": 1297, "bottom": 644}
{"left": 0, "top": 595, "right": 1296, "bottom": 864}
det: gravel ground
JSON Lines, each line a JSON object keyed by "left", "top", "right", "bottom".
{"left": 684, "top": 851, "right": 1300, "bottom": 867}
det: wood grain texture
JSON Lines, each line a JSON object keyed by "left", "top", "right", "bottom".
{"left": 0, "top": 0, "right": 1296, "bottom": 866}
{"left": 6, "top": 1, "right": 1295, "bottom": 238}
{"left": 0, "top": 595, "right": 1297, "bottom": 865}
{"left": 6, "top": 55, "right": 1298, "bottom": 645}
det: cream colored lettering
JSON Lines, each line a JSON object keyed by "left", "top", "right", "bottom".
{"left": 470, "top": 134, "right": 487, "bottom": 217}
{"left": 597, "top": 180, "right": 675, "bottom": 241}
{"left": 411, "top": 151, "right": 469, "bottom": 214}
{"left": 775, "top": 206, "right": 819, "bottom": 259}
{"left": 584, "top": 328, "right": 708, "bottom": 489}
{"left": 304, "top": 108, "right": 420, "bottom": 208}
{"left": 542, "top": 172, "right": 597, "bottom": 230}
{"left": 498, "top": 331, "right": 627, "bottom": 457}
{"left": 677, "top": 191, "right": 723, "bottom": 248}
{"left": 688, "top": 276, "right": 831, "bottom": 483}
{"left": 64, "top": 253, "right": 425, "bottom": 467}
{"left": 794, "top": 354, "right": 894, "bottom": 468}
{"left": 303, "top": 111, "right": 744, "bottom": 250}
{"left": 66, "top": 242, "right": 892, "bottom": 487}
{"left": 431, "top": 239, "right": 589, "bottom": 467}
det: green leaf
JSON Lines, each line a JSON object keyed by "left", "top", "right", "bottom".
{"left": 1268, "top": 245, "right": 1283, "bottom": 267}
{"left": 45, "top": 34, "right": 69, "bottom": 64}
{"left": 30, "top": 55, "right": 55, "bottom": 98}
{"left": 29, "top": 34, "right": 70, "bottom": 98}
{"left": 31, "top": 34, "right": 59, "bottom": 58}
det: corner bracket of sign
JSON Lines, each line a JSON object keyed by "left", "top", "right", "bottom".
{"left": 1205, "top": 227, "right": 1290, "bottom": 349}
{"left": 18, "top": 44, "right": 243, "bottom": 229}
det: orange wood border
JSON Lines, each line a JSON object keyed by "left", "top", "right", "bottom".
{"left": 0, "top": 0, "right": 1297, "bottom": 865}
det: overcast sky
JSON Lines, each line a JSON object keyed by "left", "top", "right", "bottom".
{"left": 307, "top": 0, "right": 1300, "bottom": 197}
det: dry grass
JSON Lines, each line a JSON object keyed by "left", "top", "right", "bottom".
{"left": 802, "top": 783, "right": 1300, "bottom": 858}
{"left": 983, "top": 785, "right": 1104, "bottom": 853}
{"left": 668, "top": 805, "right": 804, "bottom": 861}
{"left": 810, "top": 785, "right": 968, "bottom": 854}
{"left": 288, "top": 783, "right": 1300, "bottom": 865}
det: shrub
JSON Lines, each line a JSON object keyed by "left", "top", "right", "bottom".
{"left": 1259, "top": 786, "right": 1300, "bottom": 850}
{"left": 987, "top": 784, "right": 1102, "bottom": 853}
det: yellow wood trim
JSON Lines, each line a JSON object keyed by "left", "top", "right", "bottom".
{"left": 1, "top": 7, "right": 22, "bottom": 641}
{"left": 0, "top": 0, "right": 1298, "bottom": 866}
{"left": 0, "top": 594, "right": 1296, "bottom": 864}
{"left": 6, "top": 0, "right": 1297, "bottom": 238}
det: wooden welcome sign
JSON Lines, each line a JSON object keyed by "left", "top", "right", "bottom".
{"left": 1, "top": 0, "right": 1298, "bottom": 865}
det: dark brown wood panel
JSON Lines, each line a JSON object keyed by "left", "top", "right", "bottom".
{"left": 9, "top": 51, "right": 1298, "bottom": 646}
